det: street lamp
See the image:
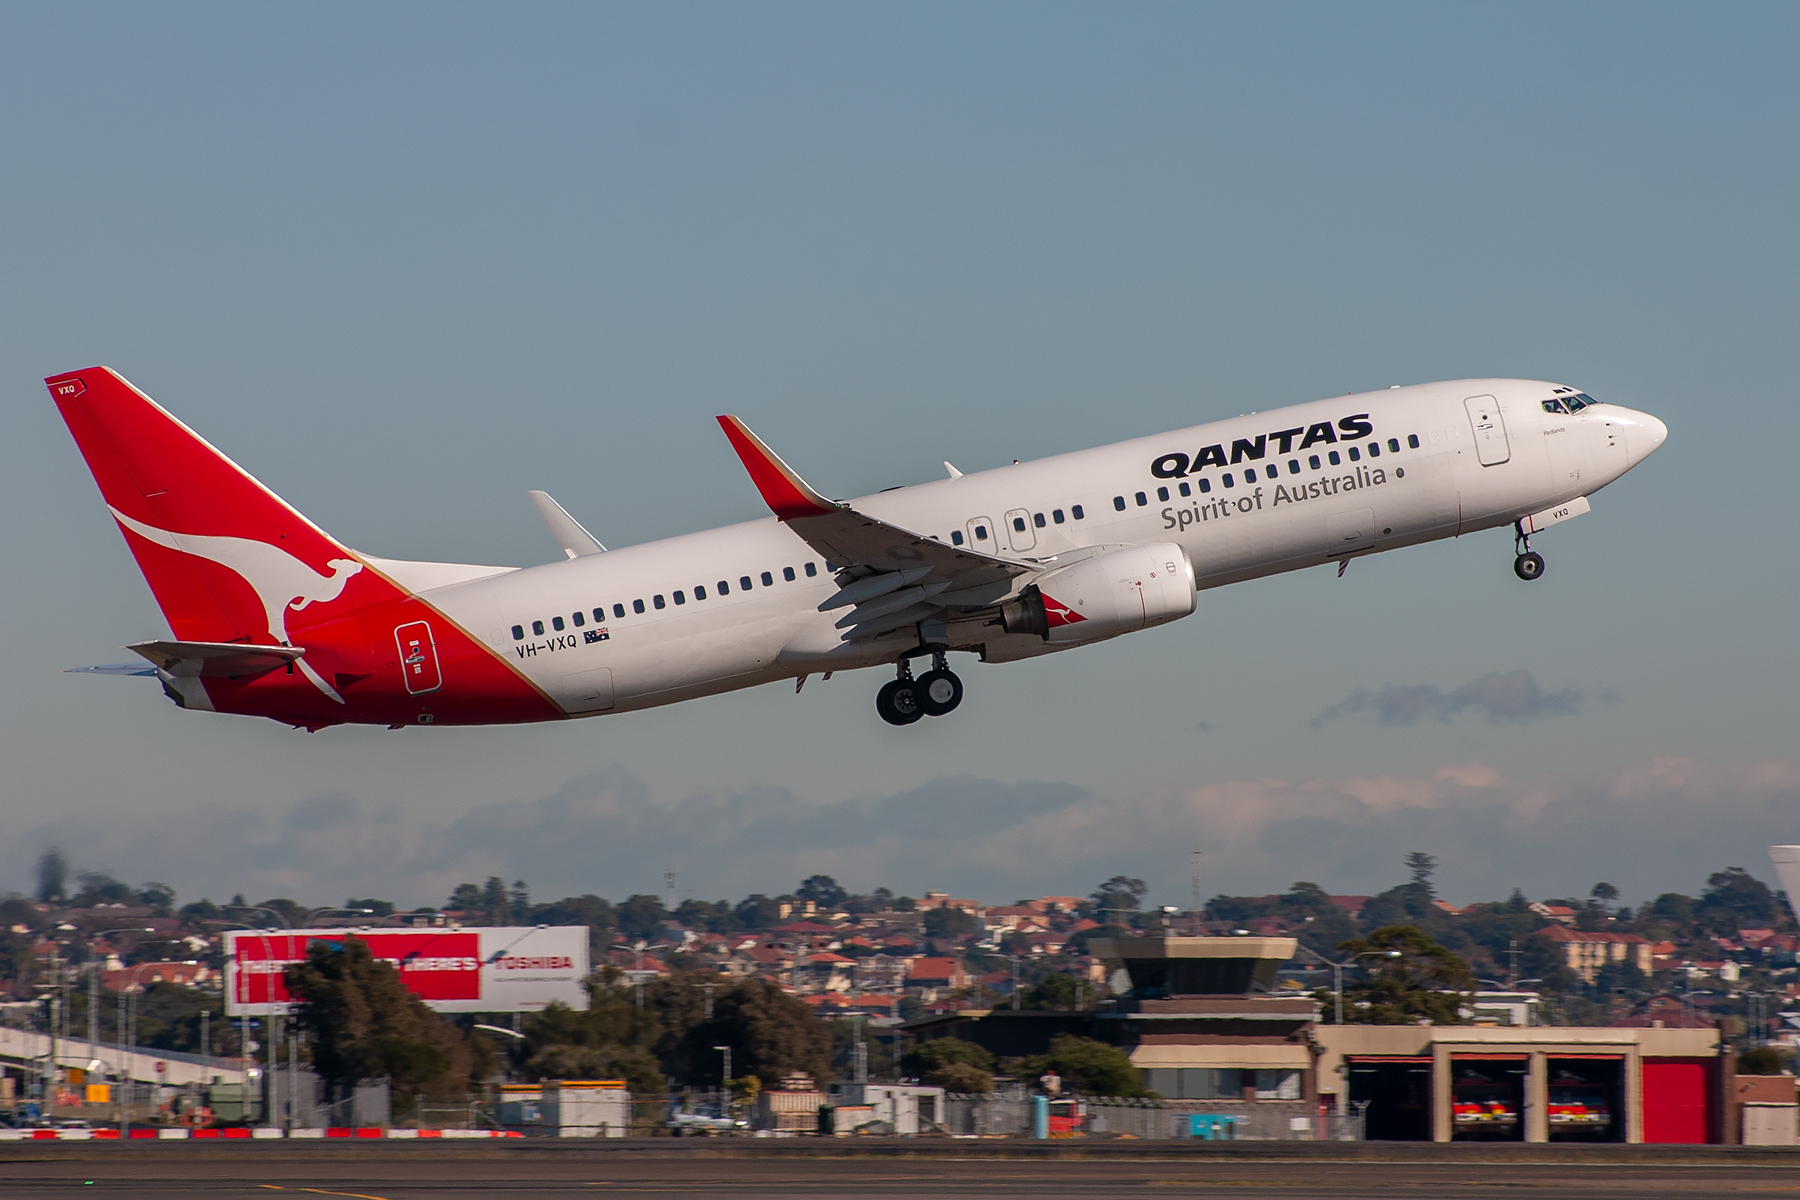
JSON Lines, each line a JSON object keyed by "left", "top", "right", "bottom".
{"left": 1293, "top": 945, "right": 1401, "bottom": 1026}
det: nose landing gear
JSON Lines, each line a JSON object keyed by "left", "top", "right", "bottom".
{"left": 875, "top": 652, "right": 964, "bottom": 725}
{"left": 1513, "top": 525, "right": 1546, "bottom": 581}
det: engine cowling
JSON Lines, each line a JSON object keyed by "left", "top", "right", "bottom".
{"left": 1001, "top": 542, "right": 1195, "bottom": 643}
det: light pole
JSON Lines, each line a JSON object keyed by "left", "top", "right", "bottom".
{"left": 1293, "top": 945, "right": 1402, "bottom": 1025}
{"left": 714, "top": 1045, "right": 732, "bottom": 1102}
{"left": 117, "top": 963, "right": 153, "bottom": 1138}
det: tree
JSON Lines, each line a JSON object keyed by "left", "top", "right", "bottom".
{"left": 533, "top": 894, "right": 618, "bottom": 957}
{"left": 137, "top": 883, "right": 176, "bottom": 915}
{"left": 1698, "top": 868, "right": 1778, "bottom": 932}
{"left": 73, "top": 871, "right": 134, "bottom": 907}
{"left": 519, "top": 973, "right": 664, "bottom": 1093}
{"left": 446, "top": 883, "right": 483, "bottom": 914}
{"left": 845, "top": 887, "right": 895, "bottom": 915}
{"left": 827, "top": 1018, "right": 896, "bottom": 1082}
{"left": 1335, "top": 926, "right": 1474, "bottom": 1025}
{"left": 1590, "top": 882, "right": 1620, "bottom": 909}
{"left": 735, "top": 894, "right": 782, "bottom": 930}
{"left": 903, "top": 1038, "right": 994, "bottom": 1093}
{"left": 615, "top": 894, "right": 669, "bottom": 943}
{"left": 1017, "top": 972, "right": 1083, "bottom": 1011}
{"left": 648, "top": 972, "right": 830, "bottom": 1088}
{"left": 1738, "top": 1047, "right": 1787, "bottom": 1076}
{"left": 285, "top": 937, "right": 481, "bottom": 1117}
{"left": 796, "top": 875, "right": 848, "bottom": 911}
{"left": 1594, "top": 957, "right": 1646, "bottom": 994}
{"left": 674, "top": 899, "right": 737, "bottom": 933}
{"left": 1090, "top": 876, "right": 1148, "bottom": 919}
{"left": 480, "top": 877, "right": 511, "bottom": 925}
{"left": 1405, "top": 852, "right": 1438, "bottom": 890}
{"left": 1006, "top": 1034, "right": 1148, "bottom": 1098}
{"left": 35, "top": 848, "right": 68, "bottom": 905}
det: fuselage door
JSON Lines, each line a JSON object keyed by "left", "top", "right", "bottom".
{"left": 394, "top": 621, "right": 442, "bottom": 694}
{"left": 1464, "top": 395, "right": 1511, "bottom": 466}
{"left": 966, "top": 517, "right": 998, "bottom": 554}
{"left": 1004, "top": 508, "right": 1037, "bottom": 552}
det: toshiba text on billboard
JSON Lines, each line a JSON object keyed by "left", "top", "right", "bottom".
{"left": 224, "top": 927, "right": 589, "bottom": 1016}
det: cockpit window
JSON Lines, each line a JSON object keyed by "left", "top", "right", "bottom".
{"left": 1573, "top": 392, "right": 1600, "bottom": 407}
{"left": 1542, "top": 398, "right": 1568, "bottom": 414}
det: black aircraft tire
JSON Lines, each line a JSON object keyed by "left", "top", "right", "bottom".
{"left": 917, "top": 669, "right": 964, "bottom": 717}
{"left": 1514, "top": 552, "right": 1546, "bottom": 581}
{"left": 876, "top": 679, "right": 926, "bottom": 726}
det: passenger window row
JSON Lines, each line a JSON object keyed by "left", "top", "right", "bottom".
{"left": 1115, "top": 434, "right": 1423, "bottom": 508}
{"left": 949, "top": 505, "right": 1086, "bottom": 547}
{"left": 511, "top": 561, "right": 820, "bottom": 640}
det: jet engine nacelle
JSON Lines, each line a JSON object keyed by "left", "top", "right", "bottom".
{"left": 1001, "top": 542, "right": 1195, "bottom": 643}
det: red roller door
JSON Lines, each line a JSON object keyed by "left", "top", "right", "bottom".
{"left": 1642, "top": 1057, "right": 1712, "bottom": 1143}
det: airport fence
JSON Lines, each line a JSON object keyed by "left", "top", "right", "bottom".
{"left": 937, "top": 1095, "right": 1364, "bottom": 1141}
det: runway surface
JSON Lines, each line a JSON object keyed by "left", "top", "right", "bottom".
{"left": 5, "top": 1149, "right": 1800, "bottom": 1200}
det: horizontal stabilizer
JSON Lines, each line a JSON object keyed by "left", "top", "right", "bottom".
{"left": 127, "top": 640, "right": 305, "bottom": 680}
{"left": 529, "top": 491, "right": 606, "bottom": 559}
{"left": 65, "top": 663, "right": 159, "bottom": 677}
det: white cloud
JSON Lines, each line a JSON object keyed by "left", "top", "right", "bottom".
{"left": 6, "top": 758, "right": 1798, "bottom": 912}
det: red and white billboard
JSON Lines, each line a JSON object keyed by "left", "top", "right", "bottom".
{"left": 224, "top": 926, "right": 589, "bottom": 1016}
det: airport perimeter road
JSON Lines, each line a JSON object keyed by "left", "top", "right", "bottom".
{"left": 4, "top": 1144, "right": 1800, "bottom": 1200}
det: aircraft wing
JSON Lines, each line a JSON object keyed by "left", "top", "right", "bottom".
{"left": 716, "top": 416, "right": 1030, "bottom": 641}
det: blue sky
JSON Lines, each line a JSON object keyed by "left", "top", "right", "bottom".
{"left": 3, "top": 3, "right": 1795, "bottom": 910}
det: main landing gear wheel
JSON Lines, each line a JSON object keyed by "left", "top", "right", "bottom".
{"left": 916, "top": 668, "right": 964, "bottom": 717}
{"left": 1514, "top": 551, "right": 1546, "bottom": 581}
{"left": 876, "top": 678, "right": 925, "bottom": 726}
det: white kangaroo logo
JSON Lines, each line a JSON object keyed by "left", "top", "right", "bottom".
{"left": 110, "top": 507, "right": 364, "bottom": 704}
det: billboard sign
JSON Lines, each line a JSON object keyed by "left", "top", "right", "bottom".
{"left": 224, "top": 926, "right": 589, "bottom": 1016}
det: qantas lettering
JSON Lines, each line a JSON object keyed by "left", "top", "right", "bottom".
{"left": 1152, "top": 413, "right": 1374, "bottom": 478}
{"left": 1161, "top": 467, "right": 1392, "bottom": 530}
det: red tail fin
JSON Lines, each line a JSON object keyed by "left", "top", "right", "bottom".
{"left": 48, "top": 368, "right": 392, "bottom": 645}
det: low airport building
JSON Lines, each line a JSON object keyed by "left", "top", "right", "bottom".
{"left": 903, "top": 935, "right": 1741, "bottom": 1143}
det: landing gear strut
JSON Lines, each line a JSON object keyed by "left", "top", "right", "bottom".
{"left": 875, "top": 652, "right": 963, "bottom": 725}
{"left": 1513, "top": 526, "right": 1546, "bottom": 582}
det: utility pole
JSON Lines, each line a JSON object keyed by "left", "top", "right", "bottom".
{"left": 852, "top": 1013, "right": 867, "bottom": 1086}
{"left": 663, "top": 868, "right": 678, "bottom": 917}
{"left": 1011, "top": 956, "right": 1021, "bottom": 1011}
{"left": 1188, "top": 845, "right": 1202, "bottom": 921}
{"left": 714, "top": 1045, "right": 732, "bottom": 1096}
{"left": 1507, "top": 939, "right": 1520, "bottom": 989}
{"left": 88, "top": 963, "right": 99, "bottom": 1063}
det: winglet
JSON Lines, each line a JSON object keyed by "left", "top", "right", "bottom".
{"left": 715, "top": 416, "right": 839, "bottom": 520}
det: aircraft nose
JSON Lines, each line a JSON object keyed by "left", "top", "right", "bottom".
{"left": 1626, "top": 410, "right": 1669, "bottom": 464}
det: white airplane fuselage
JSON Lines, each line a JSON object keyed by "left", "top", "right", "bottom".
{"left": 51, "top": 369, "right": 1665, "bottom": 728}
